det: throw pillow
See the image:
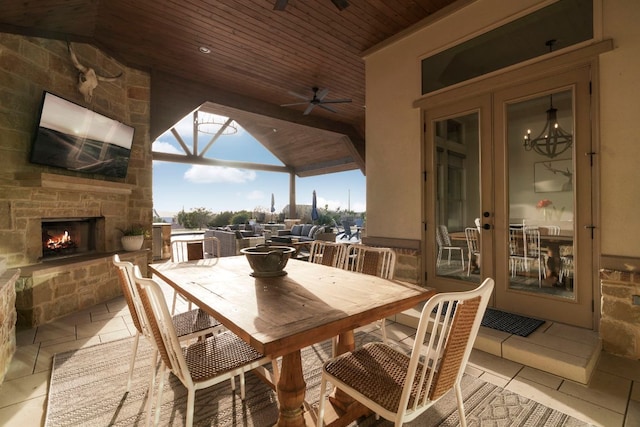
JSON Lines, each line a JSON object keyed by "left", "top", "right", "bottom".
{"left": 291, "top": 224, "right": 303, "bottom": 235}
{"left": 301, "top": 224, "right": 313, "bottom": 237}
{"left": 308, "top": 225, "right": 319, "bottom": 238}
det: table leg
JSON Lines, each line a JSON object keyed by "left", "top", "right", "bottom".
{"left": 277, "top": 350, "right": 306, "bottom": 427}
{"left": 324, "top": 330, "right": 371, "bottom": 426}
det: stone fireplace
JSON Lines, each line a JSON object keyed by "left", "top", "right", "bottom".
{"left": 11, "top": 173, "right": 151, "bottom": 328}
{"left": 0, "top": 35, "right": 153, "bottom": 329}
{"left": 41, "top": 217, "right": 100, "bottom": 260}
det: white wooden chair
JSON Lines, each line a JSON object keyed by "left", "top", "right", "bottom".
{"left": 524, "top": 226, "right": 548, "bottom": 287}
{"left": 340, "top": 244, "right": 396, "bottom": 347}
{"left": 508, "top": 226, "right": 527, "bottom": 279}
{"left": 464, "top": 227, "right": 480, "bottom": 276}
{"left": 342, "top": 244, "right": 396, "bottom": 280}
{"left": 317, "top": 278, "right": 494, "bottom": 427}
{"left": 134, "top": 274, "right": 279, "bottom": 427}
{"left": 112, "top": 254, "right": 223, "bottom": 391}
{"left": 308, "top": 240, "right": 347, "bottom": 267}
{"left": 436, "top": 225, "right": 465, "bottom": 269}
{"left": 170, "top": 236, "right": 221, "bottom": 313}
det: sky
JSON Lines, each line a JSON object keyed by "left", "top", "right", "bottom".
{"left": 151, "top": 113, "right": 366, "bottom": 218}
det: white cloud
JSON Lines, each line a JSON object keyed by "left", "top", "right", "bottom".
{"left": 184, "top": 165, "right": 256, "bottom": 184}
{"left": 315, "top": 196, "right": 366, "bottom": 212}
{"left": 152, "top": 140, "right": 182, "bottom": 154}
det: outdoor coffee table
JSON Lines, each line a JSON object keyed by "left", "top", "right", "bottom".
{"left": 149, "top": 256, "right": 434, "bottom": 426}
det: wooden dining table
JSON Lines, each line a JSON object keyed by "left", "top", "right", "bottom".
{"left": 149, "top": 256, "right": 434, "bottom": 427}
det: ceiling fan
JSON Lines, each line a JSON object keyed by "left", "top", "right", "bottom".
{"left": 281, "top": 87, "right": 352, "bottom": 115}
{"left": 274, "top": 0, "right": 349, "bottom": 12}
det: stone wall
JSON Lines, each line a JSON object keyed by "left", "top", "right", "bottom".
{"left": 600, "top": 262, "right": 640, "bottom": 359}
{"left": 0, "top": 34, "right": 152, "bottom": 268}
{"left": 0, "top": 34, "right": 153, "bottom": 327}
{"left": 0, "top": 258, "right": 18, "bottom": 384}
{"left": 15, "top": 251, "right": 148, "bottom": 328}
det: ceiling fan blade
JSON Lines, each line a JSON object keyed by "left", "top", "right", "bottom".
{"left": 316, "top": 88, "right": 330, "bottom": 101}
{"left": 287, "top": 90, "right": 310, "bottom": 101}
{"left": 320, "top": 98, "right": 352, "bottom": 104}
{"left": 274, "top": 0, "right": 288, "bottom": 11}
{"left": 303, "top": 103, "right": 317, "bottom": 115}
{"left": 318, "top": 104, "right": 338, "bottom": 113}
{"left": 281, "top": 102, "right": 310, "bottom": 107}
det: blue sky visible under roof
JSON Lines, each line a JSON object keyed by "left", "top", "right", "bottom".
{"left": 152, "top": 113, "right": 366, "bottom": 217}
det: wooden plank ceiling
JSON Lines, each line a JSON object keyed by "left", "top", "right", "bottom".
{"left": 0, "top": 0, "right": 457, "bottom": 176}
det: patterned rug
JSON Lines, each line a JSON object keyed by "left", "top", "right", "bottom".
{"left": 45, "top": 333, "right": 587, "bottom": 426}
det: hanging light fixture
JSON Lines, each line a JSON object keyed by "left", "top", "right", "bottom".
{"left": 523, "top": 39, "right": 573, "bottom": 159}
{"left": 196, "top": 112, "right": 238, "bottom": 135}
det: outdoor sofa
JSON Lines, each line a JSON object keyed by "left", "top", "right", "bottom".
{"left": 271, "top": 224, "right": 334, "bottom": 244}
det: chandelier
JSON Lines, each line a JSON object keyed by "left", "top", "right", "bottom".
{"left": 523, "top": 40, "right": 573, "bottom": 159}
{"left": 196, "top": 112, "right": 238, "bottom": 135}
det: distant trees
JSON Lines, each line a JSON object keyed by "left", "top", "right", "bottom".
{"left": 175, "top": 206, "right": 364, "bottom": 229}
{"left": 176, "top": 207, "right": 215, "bottom": 229}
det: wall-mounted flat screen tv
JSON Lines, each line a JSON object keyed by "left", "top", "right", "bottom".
{"left": 30, "top": 92, "right": 135, "bottom": 178}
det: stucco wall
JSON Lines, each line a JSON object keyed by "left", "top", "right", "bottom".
{"left": 364, "top": 0, "right": 541, "bottom": 241}
{"left": 598, "top": 1, "right": 640, "bottom": 257}
{"left": 364, "top": 0, "right": 640, "bottom": 259}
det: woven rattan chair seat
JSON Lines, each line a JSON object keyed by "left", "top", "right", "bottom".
{"left": 172, "top": 308, "right": 222, "bottom": 338}
{"left": 324, "top": 342, "right": 427, "bottom": 413}
{"left": 184, "top": 331, "right": 266, "bottom": 382}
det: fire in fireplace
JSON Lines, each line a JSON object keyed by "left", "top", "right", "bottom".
{"left": 41, "top": 218, "right": 97, "bottom": 259}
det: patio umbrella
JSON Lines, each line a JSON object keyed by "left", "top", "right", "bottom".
{"left": 270, "top": 193, "right": 275, "bottom": 222}
{"left": 311, "top": 190, "right": 319, "bottom": 222}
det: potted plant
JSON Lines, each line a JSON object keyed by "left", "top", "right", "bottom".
{"left": 118, "top": 225, "right": 148, "bottom": 251}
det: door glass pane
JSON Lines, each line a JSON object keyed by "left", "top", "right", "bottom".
{"left": 506, "top": 90, "right": 575, "bottom": 299}
{"left": 435, "top": 113, "right": 480, "bottom": 283}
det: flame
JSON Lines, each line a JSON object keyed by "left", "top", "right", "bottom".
{"left": 46, "top": 230, "right": 73, "bottom": 249}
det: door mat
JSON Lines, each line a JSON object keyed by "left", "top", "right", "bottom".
{"left": 481, "top": 307, "right": 545, "bottom": 337}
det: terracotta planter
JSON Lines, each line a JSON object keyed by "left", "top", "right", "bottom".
{"left": 121, "top": 235, "right": 144, "bottom": 251}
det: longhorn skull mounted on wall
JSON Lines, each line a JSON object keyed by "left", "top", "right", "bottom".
{"left": 67, "top": 42, "right": 122, "bottom": 103}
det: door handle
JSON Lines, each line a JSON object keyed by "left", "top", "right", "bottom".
{"left": 482, "top": 212, "right": 491, "bottom": 229}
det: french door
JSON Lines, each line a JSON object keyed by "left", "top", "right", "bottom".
{"left": 424, "top": 66, "right": 594, "bottom": 328}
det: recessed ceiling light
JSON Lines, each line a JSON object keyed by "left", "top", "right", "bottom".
{"left": 199, "top": 46, "right": 211, "bottom": 54}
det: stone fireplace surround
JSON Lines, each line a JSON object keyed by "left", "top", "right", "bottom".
{"left": 12, "top": 173, "right": 151, "bottom": 328}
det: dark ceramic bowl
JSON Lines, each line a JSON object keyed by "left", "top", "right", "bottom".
{"left": 240, "top": 245, "right": 296, "bottom": 277}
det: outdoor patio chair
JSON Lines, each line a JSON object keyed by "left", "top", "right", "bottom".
{"left": 316, "top": 278, "right": 494, "bottom": 427}
{"left": 436, "top": 225, "right": 465, "bottom": 269}
{"left": 112, "top": 254, "right": 224, "bottom": 391}
{"left": 308, "top": 240, "right": 347, "bottom": 267}
{"left": 339, "top": 244, "right": 396, "bottom": 352}
{"left": 134, "top": 274, "right": 279, "bottom": 427}
{"left": 340, "top": 219, "right": 353, "bottom": 240}
{"left": 170, "top": 236, "right": 221, "bottom": 313}
{"left": 332, "top": 219, "right": 346, "bottom": 239}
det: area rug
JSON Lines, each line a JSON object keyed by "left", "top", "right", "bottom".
{"left": 481, "top": 307, "right": 545, "bottom": 337}
{"left": 46, "top": 333, "right": 586, "bottom": 426}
